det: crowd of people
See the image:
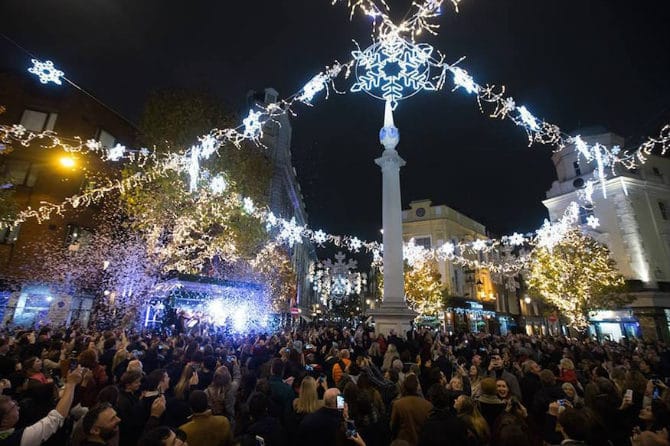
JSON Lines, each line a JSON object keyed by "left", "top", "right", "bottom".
{"left": 0, "top": 322, "right": 669, "bottom": 446}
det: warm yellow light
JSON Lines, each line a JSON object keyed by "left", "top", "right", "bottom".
{"left": 59, "top": 155, "right": 76, "bottom": 168}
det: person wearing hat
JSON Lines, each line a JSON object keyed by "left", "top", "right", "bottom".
{"left": 178, "top": 390, "right": 232, "bottom": 446}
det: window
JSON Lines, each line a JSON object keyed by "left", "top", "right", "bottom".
{"left": 0, "top": 225, "right": 20, "bottom": 244}
{"left": 414, "top": 236, "right": 431, "bottom": 249}
{"left": 98, "top": 129, "right": 116, "bottom": 149}
{"left": 20, "top": 109, "right": 57, "bottom": 132}
{"left": 573, "top": 161, "right": 581, "bottom": 176}
{"left": 3, "top": 159, "right": 40, "bottom": 187}
{"left": 660, "top": 202, "right": 668, "bottom": 220}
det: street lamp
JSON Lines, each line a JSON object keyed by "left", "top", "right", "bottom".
{"left": 58, "top": 155, "right": 77, "bottom": 169}
{"left": 524, "top": 296, "right": 532, "bottom": 304}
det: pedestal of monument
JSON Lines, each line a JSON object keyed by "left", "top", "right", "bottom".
{"left": 369, "top": 301, "right": 416, "bottom": 336}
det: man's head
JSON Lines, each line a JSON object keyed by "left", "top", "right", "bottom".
{"left": 188, "top": 390, "right": 209, "bottom": 414}
{"left": 339, "top": 349, "right": 350, "bottom": 360}
{"left": 489, "top": 354, "right": 503, "bottom": 370}
{"left": 523, "top": 360, "right": 541, "bottom": 375}
{"left": 480, "top": 377, "right": 497, "bottom": 396}
{"left": 120, "top": 370, "right": 143, "bottom": 392}
{"left": 323, "top": 388, "right": 341, "bottom": 409}
{"left": 127, "top": 359, "right": 143, "bottom": 373}
{"left": 401, "top": 373, "right": 420, "bottom": 397}
{"left": 270, "top": 358, "right": 284, "bottom": 377}
{"left": 472, "top": 355, "right": 482, "bottom": 366}
{"left": 82, "top": 403, "right": 121, "bottom": 441}
{"left": 138, "top": 426, "right": 187, "bottom": 446}
{"left": 0, "top": 396, "right": 20, "bottom": 429}
{"left": 557, "top": 408, "right": 589, "bottom": 442}
{"left": 146, "top": 369, "right": 169, "bottom": 393}
{"left": 539, "top": 369, "right": 556, "bottom": 387}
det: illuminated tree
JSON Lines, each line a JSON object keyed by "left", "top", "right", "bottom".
{"left": 122, "top": 89, "right": 273, "bottom": 274}
{"left": 405, "top": 259, "right": 444, "bottom": 316}
{"left": 527, "top": 228, "right": 630, "bottom": 330}
{"left": 377, "top": 259, "right": 444, "bottom": 317}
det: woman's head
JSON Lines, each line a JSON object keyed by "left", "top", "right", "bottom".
{"left": 295, "top": 376, "right": 321, "bottom": 414}
{"left": 78, "top": 349, "right": 99, "bottom": 369}
{"left": 469, "top": 365, "right": 479, "bottom": 379}
{"left": 212, "top": 366, "right": 231, "bottom": 388}
{"left": 23, "top": 357, "right": 41, "bottom": 374}
{"left": 496, "top": 379, "right": 510, "bottom": 399}
{"left": 455, "top": 395, "right": 474, "bottom": 414}
{"left": 560, "top": 358, "right": 575, "bottom": 370}
{"left": 562, "top": 382, "right": 576, "bottom": 400}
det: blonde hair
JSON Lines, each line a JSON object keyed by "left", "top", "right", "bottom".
{"left": 294, "top": 376, "right": 323, "bottom": 414}
{"left": 560, "top": 358, "right": 575, "bottom": 370}
{"left": 174, "top": 364, "right": 195, "bottom": 400}
{"left": 457, "top": 396, "right": 490, "bottom": 443}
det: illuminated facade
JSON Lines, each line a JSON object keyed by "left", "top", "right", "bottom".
{"left": 402, "top": 199, "right": 521, "bottom": 333}
{"left": 247, "top": 88, "right": 317, "bottom": 314}
{"left": 0, "top": 71, "right": 136, "bottom": 327}
{"left": 544, "top": 129, "right": 670, "bottom": 340}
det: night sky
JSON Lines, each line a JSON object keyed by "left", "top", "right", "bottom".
{"left": 1, "top": 0, "right": 669, "bottom": 247}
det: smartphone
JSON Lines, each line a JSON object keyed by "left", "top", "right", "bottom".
{"left": 336, "top": 395, "right": 345, "bottom": 410}
{"left": 227, "top": 355, "right": 236, "bottom": 363}
{"left": 345, "top": 419, "right": 357, "bottom": 438}
{"left": 69, "top": 359, "right": 78, "bottom": 371}
{"left": 624, "top": 389, "right": 633, "bottom": 400}
{"left": 305, "top": 365, "right": 314, "bottom": 371}
{"left": 653, "top": 386, "right": 661, "bottom": 400}
{"left": 285, "top": 348, "right": 291, "bottom": 354}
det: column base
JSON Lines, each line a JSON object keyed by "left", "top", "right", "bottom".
{"left": 369, "top": 300, "right": 417, "bottom": 337}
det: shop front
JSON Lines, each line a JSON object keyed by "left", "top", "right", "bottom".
{"left": 444, "top": 298, "right": 497, "bottom": 334}
{"left": 588, "top": 309, "right": 640, "bottom": 341}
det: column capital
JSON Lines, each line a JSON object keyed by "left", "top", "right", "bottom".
{"left": 375, "top": 148, "right": 406, "bottom": 170}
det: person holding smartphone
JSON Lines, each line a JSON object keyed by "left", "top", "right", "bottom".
{"left": 297, "top": 388, "right": 366, "bottom": 446}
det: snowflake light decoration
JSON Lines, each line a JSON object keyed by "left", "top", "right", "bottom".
{"left": 311, "top": 252, "right": 365, "bottom": 304}
{"left": 348, "top": 237, "right": 363, "bottom": 252}
{"left": 210, "top": 175, "right": 227, "bottom": 195}
{"left": 242, "top": 109, "right": 264, "bottom": 141}
{"left": 107, "top": 143, "right": 125, "bottom": 161}
{"left": 508, "top": 232, "right": 526, "bottom": 247}
{"left": 351, "top": 34, "right": 438, "bottom": 110}
{"left": 313, "top": 230, "right": 328, "bottom": 246}
{"left": 242, "top": 197, "right": 256, "bottom": 214}
{"left": 586, "top": 214, "right": 600, "bottom": 229}
{"left": 28, "top": 59, "right": 65, "bottom": 85}
{"left": 471, "top": 239, "right": 487, "bottom": 251}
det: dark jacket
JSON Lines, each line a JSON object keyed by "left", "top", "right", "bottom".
{"left": 418, "top": 408, "right": 469, "bottom": 446}
{"left": 298, "top": 407, "right": 344, "bottom": 446}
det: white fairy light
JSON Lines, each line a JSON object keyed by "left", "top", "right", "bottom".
{"left": 28, "top": 59, "right": 64, "bottom": 85}
{"left": 517, "top": 106, "right": 539, "bottom": 132}
{"left": 277, "top": 217, "right": 304, "bottom": 247}
{"left": 450, "top": 66, "right": 478, "bottom": 94}
{"left": 199, "top": 135, "right": 219, "bottom": 159}
{"left": 187, "top": 144, "right": 200, "bottom": 193}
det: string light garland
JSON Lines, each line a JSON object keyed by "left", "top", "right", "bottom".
{"left": 1, "top": 0, "right": 668, "bottom": 278}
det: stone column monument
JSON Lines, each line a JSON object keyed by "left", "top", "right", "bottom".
{"left": 369, "top": 101, "right": 417, "bottom": 336}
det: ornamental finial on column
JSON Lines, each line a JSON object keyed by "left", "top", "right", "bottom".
{"left": 379, "top": 99, "right": 400, "bottom": 150}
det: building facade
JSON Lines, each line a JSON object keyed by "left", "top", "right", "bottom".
{"left": 402, "top": 199, "right": 531, "bottom": 334}
{"left": 543, "top": 130, "right": 670, "bottom": 341}
{"left": 247, "top": 88, "right": 317, "bottom": 314}
{"left": 0, "top": 71, "right": 137, "bottom": 327}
